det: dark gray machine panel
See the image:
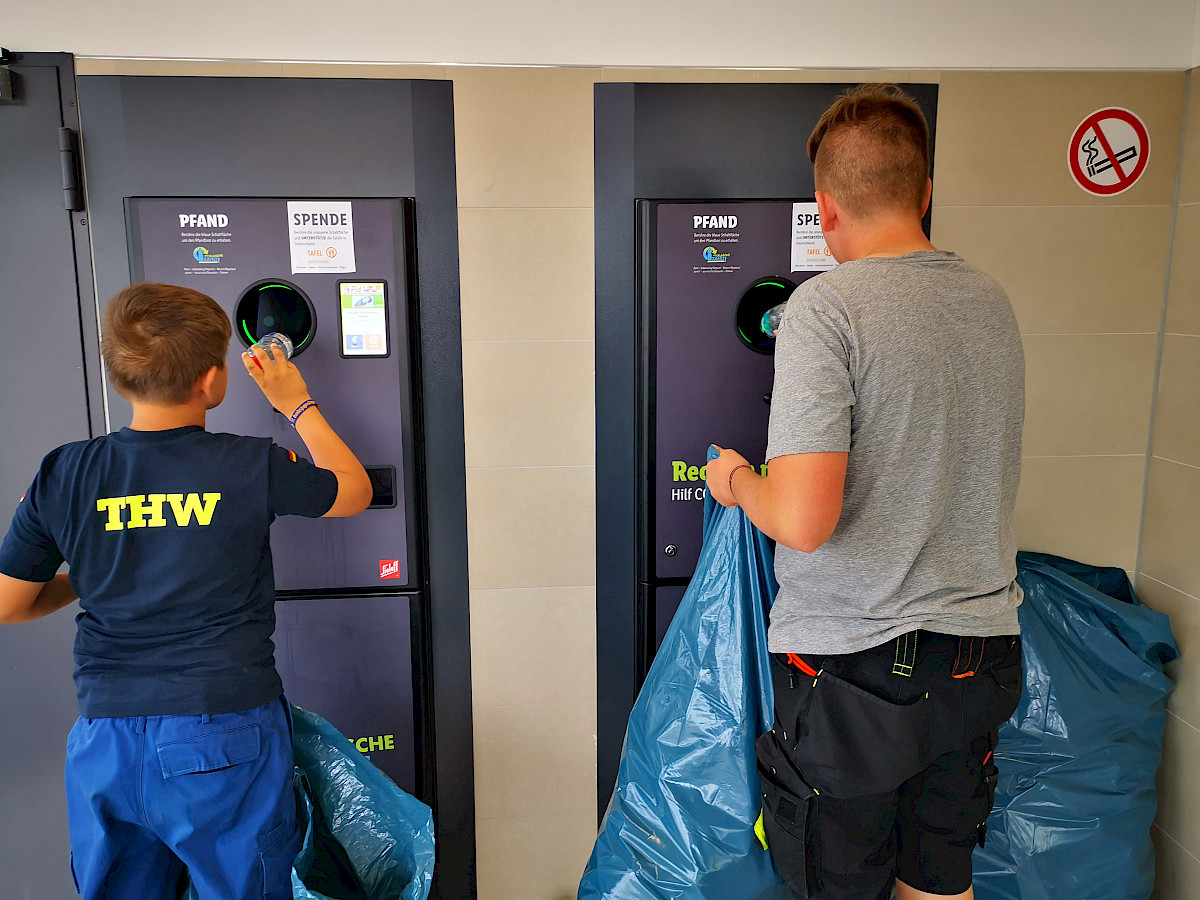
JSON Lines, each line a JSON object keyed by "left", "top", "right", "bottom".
{"left": 78, "top": 75, "right": 475, "bottom": 897}
{"left": 275, "top": 594, "right": 420, "bottom": 793}
{"left": 595, "top": 82, "right": 939, "bottom": 816}
{"left": 127, "top": 196, "right": 420, "bottom": 592}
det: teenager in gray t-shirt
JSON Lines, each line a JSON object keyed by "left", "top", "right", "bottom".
{"left": 765, "top": 250, "right": 1024, "bottom": 655}
{"left": 707, "top": 85, "right": 1024, "bottom": 900}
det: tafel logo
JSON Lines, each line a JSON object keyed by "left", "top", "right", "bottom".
{"left": 379, "top": 559, "right": 401, "bottom": 579}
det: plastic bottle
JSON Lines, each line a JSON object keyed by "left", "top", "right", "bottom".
{"left": 257, "top": 332, "right": 294, "bottom": 361}
{"left": 761, "top": 303, "right": 787, "bottom": 337}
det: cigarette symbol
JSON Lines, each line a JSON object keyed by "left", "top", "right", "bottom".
{"left": 1083, "top": 136, "right": 1138, "bottom": 177}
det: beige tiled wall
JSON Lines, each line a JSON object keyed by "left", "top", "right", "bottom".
{"left": 73, "top": 58, "right": 1198, "bottom": 898}
{"left": 931, "top": 71, "right": 1185, "bottom": 576}
{"left": 451, "top": 65, "right": 599, "bottom": 900}
{"left": 1141, "top": 69, "right": 1200, "bottom": 899}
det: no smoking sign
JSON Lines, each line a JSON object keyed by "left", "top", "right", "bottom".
{"left": 1068, "top": 107, "right": 1150, "bottom": 196}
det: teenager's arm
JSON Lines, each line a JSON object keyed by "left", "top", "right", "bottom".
{"left": 241, "top": 345, "right": 373, "bottom": 517}
{"left": 0, "top": 572, "right": 76, "bottom": 624}
{"left": 706, "top": 447, "right": 847, "bottom": 552}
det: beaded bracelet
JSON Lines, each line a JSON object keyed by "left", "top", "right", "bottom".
{"left": 728, "top": 463, "right": 752, "bottom": 498}
{"left": 289, "top": 399, "right": 318, "bottom": 427}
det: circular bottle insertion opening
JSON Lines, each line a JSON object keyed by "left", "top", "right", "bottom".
{"left": 234, "top": 280, "right": 317, "bottom": 357}
{"left": 734, "top": 276, "right": 797, "bottom": 354}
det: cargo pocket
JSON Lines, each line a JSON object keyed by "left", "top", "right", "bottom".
{"left": 257, "top": 815, "right": 301, "bottom": 900}
{"left": 976, "top": 733, "right": 1000, "bottom": 848}
{"left": 157, "top": 725, "right": 261, "bottom": 778}
{"left": 756, "top": 729, "right": 821, "bottom": 899}
{"left": 986, "top": 639, "right": 1024, "bottom": 729}
{"left": 790, "top": 670, "right": 931, "bottom": 798}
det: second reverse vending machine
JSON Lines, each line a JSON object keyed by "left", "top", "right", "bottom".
{"left": 636, "top": 198, "right": 833, "bottom": 672}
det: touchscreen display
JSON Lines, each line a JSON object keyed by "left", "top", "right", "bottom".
{"left": 338, "top": 280, "right": 389, "bottom": 357}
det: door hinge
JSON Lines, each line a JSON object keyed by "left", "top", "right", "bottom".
{"left": 0, "top": 48, "right": 12, "bottom": 102}
{"left": 59, "top": 127, "right": 83, "bottom": 211}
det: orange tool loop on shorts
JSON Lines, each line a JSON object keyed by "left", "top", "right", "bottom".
{"left": 786, "top": 653, "right": 818, "bottom": 677}
{"left": 952, "top": 635, "right": 986, "bottom": 678}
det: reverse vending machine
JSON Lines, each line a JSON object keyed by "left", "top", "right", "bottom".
{"left": 637, "top": 199, "right": 831, "bottom": 667}
{"left": 126, "top": 196, "right": 424, "bottom": 788}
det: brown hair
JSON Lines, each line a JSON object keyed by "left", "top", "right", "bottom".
{"left": 101, "top": 283, "right": 231, "bottom": 404}
{"left": 807, "top": 84, "right": 930, "bottom": 219}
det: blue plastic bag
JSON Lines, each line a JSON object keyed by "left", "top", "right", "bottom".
{"left": 289, "top": 705, "right": 435, "bottom": 900}
{"left": 579, "top": 447, "right": 786, "bottom": 900}
{"left": 973, "top": 552, "right": 1179, "bottom": 900}
{"left": 181, "top": 705, "right": 435, "bottom": 900}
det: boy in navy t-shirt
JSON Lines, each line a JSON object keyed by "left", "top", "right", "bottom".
{"left": 0, "top": 283, "right": 373, "bottom": 900}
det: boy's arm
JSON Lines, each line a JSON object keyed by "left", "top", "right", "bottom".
{"left": 241, "top": 345, "right": 373, "bottom": 517}
{"left": 0, "top": 573, "right": 77, "bottom": 624}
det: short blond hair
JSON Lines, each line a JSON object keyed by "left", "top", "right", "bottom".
{"left": 101, "top": 283, "right": 231, "bottom": 405}
{"left": 807, "top": 84, "right": 930, "bottom": 219}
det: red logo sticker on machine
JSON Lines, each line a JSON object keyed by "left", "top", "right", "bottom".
{"left": 1068, "top": 108, "right": 1150, "bottom": 197}
{"left": 379, "top": 559, "right": 401, "bottom": 579}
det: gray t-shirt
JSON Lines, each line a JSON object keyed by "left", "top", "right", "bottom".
{"left": 765, "top": 250, "right": 1024, "bottom": 654}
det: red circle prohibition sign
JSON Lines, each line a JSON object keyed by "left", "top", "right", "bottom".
{"left": 1068, "top": 108, "right": 1150, "bottom": 196}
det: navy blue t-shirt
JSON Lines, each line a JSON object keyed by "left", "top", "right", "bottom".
{"left": 0, "top": 426, "right": 338, "bottom": 717}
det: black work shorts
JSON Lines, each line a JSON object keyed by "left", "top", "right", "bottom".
{"left": 756, "top": 631, "right": 1022, "bottom": 900}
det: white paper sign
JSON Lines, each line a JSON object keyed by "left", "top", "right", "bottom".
{"left": 791, "top": 202, "right": 837, "bottom": 272}
{"left": 287, "top": 201, "right": 356, "bottom": 274}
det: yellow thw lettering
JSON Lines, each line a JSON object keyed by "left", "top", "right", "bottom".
{"left": 125, "top": 494, "right": 168, "bottom": 528}
{"left": 166, "top": 493, "right": 221, "bottom": 527}
{"left": 96, "top": 497, "right": 127, "bottom": 531}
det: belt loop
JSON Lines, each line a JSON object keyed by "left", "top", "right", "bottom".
{"left": 892, "top": 631, "right": 917, "bottom": 677}
{"left": 134, "top": 717, "right": 146, "bottom": 735}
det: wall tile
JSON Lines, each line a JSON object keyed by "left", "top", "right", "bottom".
{"left": 465, "top": 466, "right": 595, "bottom": 590}
{"left": 1165, "top": 202, "right": 1200, "bottom": 337}
{"left": 1022, "top": 334, "right": 1157, "bottom": 457}
{"left": 935, "top": 71, "right": 1185, "bottom": 207}
{"left": 73, "top": 59, "right": 448, "bottom": 79}
{"left": 473, "top": 701, "right": 597, "bottom": 820}
{"left": 1141, "top": 458, "right": 1200, "bottom": 599}
{"left": 1178, "top": 71, "right": 1200, "bottom": 206}
{"left": 1138, "top": 577, "right": 1200, "bottom": 731}
{"left": 1151, "top": 335, "right": 1200, "bottom": 467}
{"left": 476, "top": 813, "right": 597, "bottom": 900}
{"left": 452, "top": 66, "right": 595, "bottom": 208}
{"left": 1014, "top": 455, "right": 1145, "bottom": 574}
{"left": 458, "top": 207, "right": 595, "bottom": 342}
{"left": 1156, "top": 712, "right": 1200, "bottom": 859}
{"left": 462, "top": 340, "right": 595, "bottom": 468}
{"left": 274, "top": 63, "right": 448, "bottom": 79}
{"left": 598, "top": 67, "right": 761, "bottom": 83}
{"left": 470, "top": 587, "right": 596, "bottom": 708}
{"left": 73, "top": 59, "right": 290, "bottom": 76}
{"left": 931, "top": 205, "right": 1171, "bottom": 335}
{"left": 756, "top": 69, "right": 929, "bottom": 84}
{"left": 1150, "top": 825, "right": 1200, "bottom": 900}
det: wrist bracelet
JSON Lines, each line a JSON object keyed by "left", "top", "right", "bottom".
{"left": 289, "top": 399, "right": 318, "bottom": 427}
{"left": 728, "top": 463, "right": 752, "bottom": 497}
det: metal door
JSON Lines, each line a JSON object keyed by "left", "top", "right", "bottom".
{"left": 0, "top": 50, "right": 101, "bottom": 900}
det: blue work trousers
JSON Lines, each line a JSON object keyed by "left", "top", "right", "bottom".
{"left": 65, "top": 697, "right": 301, "bottom": 900}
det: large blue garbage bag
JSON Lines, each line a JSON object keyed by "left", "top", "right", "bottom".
{"left": 181, "top": 705, "right": 435, "bottom": 900}
{"left": 289, "top": 705, "right": 435, "bottom": 900}
{"left": 973, "top": 552, "right": 1179, "bottom": 900}
{"left": 579, "top": 447, "right": 786, "bottom": 900}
